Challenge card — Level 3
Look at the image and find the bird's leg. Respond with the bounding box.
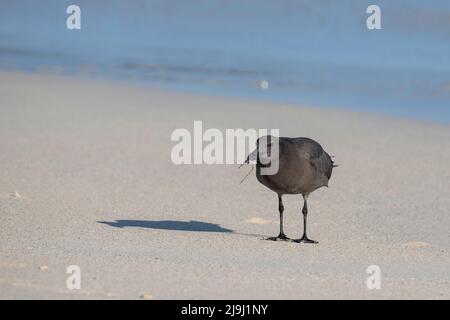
[277,195,289,240]
[266,195,290,241]
[295,195,318,244]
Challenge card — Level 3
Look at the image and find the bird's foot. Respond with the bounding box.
[265,233,291,241]
[294,236,318,244]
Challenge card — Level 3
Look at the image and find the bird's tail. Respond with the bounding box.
[331,155,338,168]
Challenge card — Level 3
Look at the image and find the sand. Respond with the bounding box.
[0,72,449,299]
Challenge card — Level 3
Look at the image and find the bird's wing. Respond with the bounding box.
[290,138,323,160]
[291,138,334,179]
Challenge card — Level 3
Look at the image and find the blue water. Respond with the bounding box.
[1,0,449,122]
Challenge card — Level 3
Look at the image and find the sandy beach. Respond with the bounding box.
[0,71,449,299]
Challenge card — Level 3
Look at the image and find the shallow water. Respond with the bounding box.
[1,0,449,122]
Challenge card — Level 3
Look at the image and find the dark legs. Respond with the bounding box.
[266,195,290,241]
[295,195,318,244]
[265,194,318,243]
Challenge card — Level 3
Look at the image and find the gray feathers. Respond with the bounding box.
[248,136,335,196]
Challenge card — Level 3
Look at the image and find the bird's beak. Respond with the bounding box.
[239,156,250,169]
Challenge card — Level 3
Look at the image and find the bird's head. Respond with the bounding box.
[255,135,279,165]
[247,135,280,176]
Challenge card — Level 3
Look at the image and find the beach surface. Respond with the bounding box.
[1,72,449,299]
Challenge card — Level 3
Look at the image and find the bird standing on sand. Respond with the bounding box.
[243,136,336,244]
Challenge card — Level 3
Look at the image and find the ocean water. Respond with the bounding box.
[1,0,449,122]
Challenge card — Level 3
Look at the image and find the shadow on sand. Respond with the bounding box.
[98,219,234,233]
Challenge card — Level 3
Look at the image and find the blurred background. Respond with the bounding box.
[0,0,449,122]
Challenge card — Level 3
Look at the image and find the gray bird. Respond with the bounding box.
[243,136,336,243]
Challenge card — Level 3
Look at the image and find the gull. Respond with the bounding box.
[243,136,336,243]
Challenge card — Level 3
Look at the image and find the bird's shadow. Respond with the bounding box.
[98,219,234,233]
